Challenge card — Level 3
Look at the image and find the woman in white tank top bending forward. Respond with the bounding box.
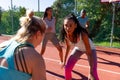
[61,14,99,80]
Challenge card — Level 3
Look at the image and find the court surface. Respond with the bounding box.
[0,35,120,80]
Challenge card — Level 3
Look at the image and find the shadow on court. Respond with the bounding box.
[46,70,88,80]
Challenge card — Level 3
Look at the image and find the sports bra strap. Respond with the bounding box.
[0,41,34,70]
[14,43,34,74]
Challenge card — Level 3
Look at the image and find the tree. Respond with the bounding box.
[52,0,75,35]
[19,7,26,16]
[52,0,120,42]
[1,11,12,34]
[0,7,2,23]
[0,7,2,35]
[76,0,120,42]
[0,6,26,34]
[0,6,45,35]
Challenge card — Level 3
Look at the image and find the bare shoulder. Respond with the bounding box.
[81,32,89,43]
[21,47,46,78]
[22,47,44,64]
[81,31,88,38]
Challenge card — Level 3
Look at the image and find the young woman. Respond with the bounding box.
[0,10,47,80]
[41,7,63,63]
[61,14,99,80]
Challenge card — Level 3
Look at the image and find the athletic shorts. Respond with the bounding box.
[41,33,60,47]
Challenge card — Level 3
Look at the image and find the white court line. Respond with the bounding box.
[44,57,120,75]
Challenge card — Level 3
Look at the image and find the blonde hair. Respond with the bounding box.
[26,10,34,18]
[13,10,46,43]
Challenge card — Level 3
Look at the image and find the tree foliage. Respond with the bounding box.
[52,0,120,41]
[0,6,26,34]
[52,0,75,34]
[0,0,120,42]
[0,7,2,23]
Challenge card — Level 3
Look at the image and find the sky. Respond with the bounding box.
[0,0,56,12]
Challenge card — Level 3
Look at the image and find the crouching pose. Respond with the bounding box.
[61,14,99,80]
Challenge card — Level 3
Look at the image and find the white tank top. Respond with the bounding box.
[72,34,95,52]
[44,17,56,33]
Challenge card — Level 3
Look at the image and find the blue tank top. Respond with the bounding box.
[77,16,88,28]
[0,40,33,80]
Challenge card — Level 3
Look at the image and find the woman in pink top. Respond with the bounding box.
[40,7,63,63]
[61,14,99,80]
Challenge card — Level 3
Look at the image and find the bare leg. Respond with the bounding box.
[51,33,63,62]
[40,34,48,55]
[55,45,63,62]
[40,46,46,55]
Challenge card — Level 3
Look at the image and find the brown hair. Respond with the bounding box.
[61,13,88,43]
[43,7,53,19]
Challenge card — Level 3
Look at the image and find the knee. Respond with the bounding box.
[56,45,63,52]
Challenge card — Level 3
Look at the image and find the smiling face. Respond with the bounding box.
[64,19,77,35]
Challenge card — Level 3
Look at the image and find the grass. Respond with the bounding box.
[94,41,120,48]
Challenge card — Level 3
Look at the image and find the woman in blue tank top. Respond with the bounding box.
[0,10,47,80]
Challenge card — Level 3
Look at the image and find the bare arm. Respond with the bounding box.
[31,51,46,80]
[86,21,89,28]
[86,21,89,33]
[81,32,92,55]
[64,38,71,65]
